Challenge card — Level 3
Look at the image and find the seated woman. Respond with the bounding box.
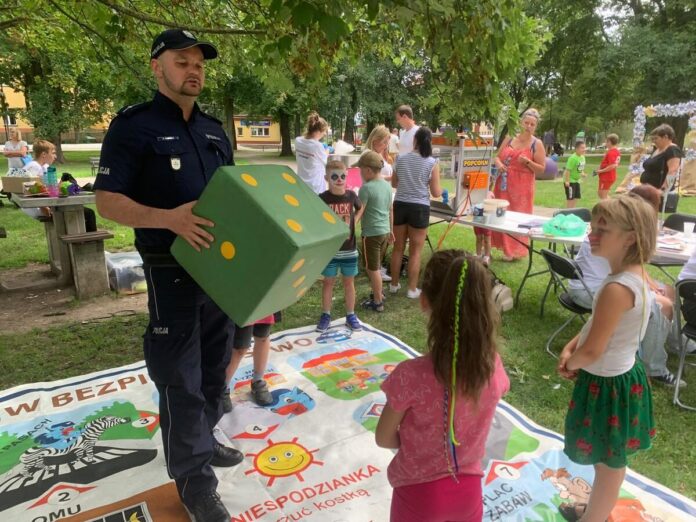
[568,185,681,387]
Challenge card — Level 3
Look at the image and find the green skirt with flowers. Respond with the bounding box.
[564,361,655,468]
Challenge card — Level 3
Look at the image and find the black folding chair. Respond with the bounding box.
[673,279,696,411]
[651,213,696,282]
[553,207,591,223]
[540,209,592,316]
[541,249,593,358]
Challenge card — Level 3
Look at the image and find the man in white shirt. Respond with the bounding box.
[395,105,419,156]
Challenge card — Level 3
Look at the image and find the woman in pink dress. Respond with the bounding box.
[492,109,547,260]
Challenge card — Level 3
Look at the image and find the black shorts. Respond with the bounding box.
[232,323,272,349]
[564,182,581,200]
[393,201,430,229]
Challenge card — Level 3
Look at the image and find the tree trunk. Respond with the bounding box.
[343,84,359,144]
[365,119,375,137]
[279,110,293,156]
[496,124,509,149]
[344,114,355,144]
[294,113,301,138]
[223,96,237,151]
[52,134,65,164]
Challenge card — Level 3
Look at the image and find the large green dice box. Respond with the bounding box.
[171,165,349,325]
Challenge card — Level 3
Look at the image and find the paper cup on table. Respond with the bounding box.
[684,222,695,239]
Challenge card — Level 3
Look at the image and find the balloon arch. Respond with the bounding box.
[633,102,696,162]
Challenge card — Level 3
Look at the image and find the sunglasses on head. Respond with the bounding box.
[330,172,346,181]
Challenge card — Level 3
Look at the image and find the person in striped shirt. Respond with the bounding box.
[389,127,442,298]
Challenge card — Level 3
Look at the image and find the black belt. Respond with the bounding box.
[138,247,180,267]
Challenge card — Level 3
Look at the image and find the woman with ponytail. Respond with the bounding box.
[376,250,509,521]
[295,111,330,194]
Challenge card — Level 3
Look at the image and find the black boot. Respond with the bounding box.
[211,441,244,467]
[184,490,230,522]
[221,391,233,414]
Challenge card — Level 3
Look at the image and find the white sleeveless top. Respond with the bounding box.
[578,271,652,377]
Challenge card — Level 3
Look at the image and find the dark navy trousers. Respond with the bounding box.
[143,263,232,504]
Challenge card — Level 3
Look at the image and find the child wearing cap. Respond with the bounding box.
[357,151,394,312]
[316,160,364,332]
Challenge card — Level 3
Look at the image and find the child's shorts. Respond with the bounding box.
[474,226,491,238]
[362,234,389,271]
[598,174,616,191]
[232,323,272,349]
[390,474,483,522]
[565,182,581,200]
[322,255,359,278]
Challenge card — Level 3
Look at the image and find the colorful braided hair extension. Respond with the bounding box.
[448,256,468,449]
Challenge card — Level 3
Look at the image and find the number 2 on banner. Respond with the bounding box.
[493,463,521,480]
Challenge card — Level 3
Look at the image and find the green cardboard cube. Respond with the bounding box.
[171,165,348,325]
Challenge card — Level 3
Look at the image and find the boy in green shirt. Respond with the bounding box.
[563,141,586,208]
[356,151,394,312]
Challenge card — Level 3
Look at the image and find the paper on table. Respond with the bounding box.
[518,219,547,229]
[657,240,685,251]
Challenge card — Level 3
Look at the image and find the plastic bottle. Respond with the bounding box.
[501,158,511,192]
[45,165,59,197]
[442,188,449,205]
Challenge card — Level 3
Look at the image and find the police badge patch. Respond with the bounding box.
[171,157,181,171]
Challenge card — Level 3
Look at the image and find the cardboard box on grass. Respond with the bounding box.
[171,165,349,325]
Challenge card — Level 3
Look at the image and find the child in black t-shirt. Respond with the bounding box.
[317,161,364,332]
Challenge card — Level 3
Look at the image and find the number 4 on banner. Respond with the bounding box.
[485,460,529,485]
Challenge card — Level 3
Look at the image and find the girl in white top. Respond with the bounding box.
[362,125,393,181]
[295,111,329,194]
[558,195,657,522]
[3,128,28,175]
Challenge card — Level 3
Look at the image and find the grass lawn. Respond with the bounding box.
[1,152,696,498]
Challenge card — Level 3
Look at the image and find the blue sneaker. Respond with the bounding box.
[345,313,362,331]
[316,313,331,332]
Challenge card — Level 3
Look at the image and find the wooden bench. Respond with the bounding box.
[90,157,100,176]
[60,230,114,299]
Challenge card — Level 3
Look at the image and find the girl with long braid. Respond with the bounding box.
[558,196,657,522]
[375,250,509,521]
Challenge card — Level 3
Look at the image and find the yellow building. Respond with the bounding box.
[0,85,110,143]
[233,115,281,148]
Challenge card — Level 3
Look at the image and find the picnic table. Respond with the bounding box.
[7,193,113,298]
[429,203,694,306]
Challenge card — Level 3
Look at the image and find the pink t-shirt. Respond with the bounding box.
[381,353,509,488]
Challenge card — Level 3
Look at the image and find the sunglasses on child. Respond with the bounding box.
[330,172,346,181]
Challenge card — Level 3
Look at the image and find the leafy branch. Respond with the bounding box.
[94,0,265,35]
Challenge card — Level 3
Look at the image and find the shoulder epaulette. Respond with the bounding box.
[199,111,222,125]
[117,101,153,117]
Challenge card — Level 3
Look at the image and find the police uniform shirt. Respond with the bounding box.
[94,91,233,251]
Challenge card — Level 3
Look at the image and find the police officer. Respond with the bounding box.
[94,29,241,522]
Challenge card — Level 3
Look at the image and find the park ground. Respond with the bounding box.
[1,150,695,499]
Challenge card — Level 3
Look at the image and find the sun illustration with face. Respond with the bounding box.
[245,437,323,486]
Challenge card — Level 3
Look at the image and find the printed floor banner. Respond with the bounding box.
[0,322,694,522]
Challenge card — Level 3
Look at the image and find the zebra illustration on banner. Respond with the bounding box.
[19,416,130,476]
[0,401,160,512]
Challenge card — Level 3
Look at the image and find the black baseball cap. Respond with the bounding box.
[151,29,218,60]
